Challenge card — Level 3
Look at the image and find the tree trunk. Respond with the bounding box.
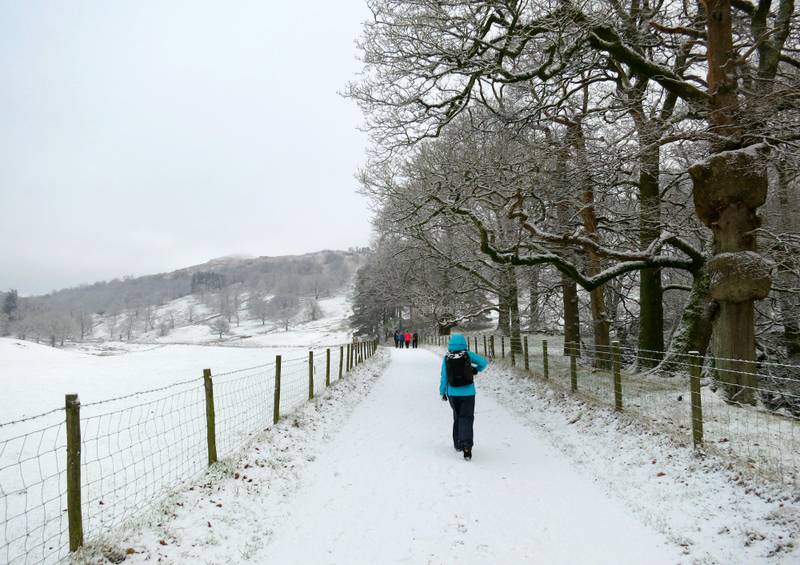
[571,120,610,367]
[528,268,541,332]
[507,267,522,354]
[690,153,770,404]
[562,273,580,356]
[659,267,716,372]
[555,143,581,356]
[497,291,510,336]
[637,132,665,366]
[775,161,800,357]
[689,0,770,404]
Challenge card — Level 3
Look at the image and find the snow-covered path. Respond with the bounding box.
[262,348,682,564]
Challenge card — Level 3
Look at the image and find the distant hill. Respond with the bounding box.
[1,249,370,344]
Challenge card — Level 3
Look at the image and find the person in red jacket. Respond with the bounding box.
[404,331,412,348]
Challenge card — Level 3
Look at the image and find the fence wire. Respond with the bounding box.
[1,416,67,565]
[80,383,207,539]
[0,340,375,564]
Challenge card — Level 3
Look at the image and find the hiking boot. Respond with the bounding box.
[463,447,472,460]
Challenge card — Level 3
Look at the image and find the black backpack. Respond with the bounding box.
[445,350,474,387]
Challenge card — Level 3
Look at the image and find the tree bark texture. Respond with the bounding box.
[571,120,610,367]
[637,131,665,366]
[688,0,771,404]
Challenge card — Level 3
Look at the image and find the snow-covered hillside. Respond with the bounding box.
[92,293,352,346]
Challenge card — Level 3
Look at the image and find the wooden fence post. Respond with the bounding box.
[326,348,331,387]
[346,343,351,372]
[510,337,516,367]
[524,336,529,371]
[203,369,218,465]
[339,346,344,379]
[489,335,495,358]
[612,341,622,411]
[542,340,549,380]
[273,355,281,424]
[570,346,577,393]
[690,351,704,447]
[65,393,84,553]
[483,335,487,356]
[501,336,505,358]
[308,351,314,400]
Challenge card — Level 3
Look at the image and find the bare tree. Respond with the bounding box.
[267,295,300,331]
[124,312,136,341]
[74,310,94,341]
[210,316,230,339]
[307,299,323,322]
[248,292,270,325]
[105,311,119,340]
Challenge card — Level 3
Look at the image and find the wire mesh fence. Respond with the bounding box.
[0,414,68,565]
[80,381,207,540]
[0,339,378,564]
[426,332,800,487]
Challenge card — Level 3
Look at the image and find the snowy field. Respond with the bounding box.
[0,295,358,564]
[95,348,799,564]
[1,295,354,423]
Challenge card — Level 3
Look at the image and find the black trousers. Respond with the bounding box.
[448,395,475,449]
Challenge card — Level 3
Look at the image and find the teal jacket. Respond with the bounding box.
[439,334,489,397]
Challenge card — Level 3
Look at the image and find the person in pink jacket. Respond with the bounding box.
[404,331,412,348]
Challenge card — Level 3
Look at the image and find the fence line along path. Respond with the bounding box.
[0,339,378,565]
[427,332,800,487]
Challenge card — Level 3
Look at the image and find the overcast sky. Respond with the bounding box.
[0,1,373,295]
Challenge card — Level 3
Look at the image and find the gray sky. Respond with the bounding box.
[0,1,373,295]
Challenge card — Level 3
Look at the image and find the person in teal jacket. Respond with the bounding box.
[439,334,489,459]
